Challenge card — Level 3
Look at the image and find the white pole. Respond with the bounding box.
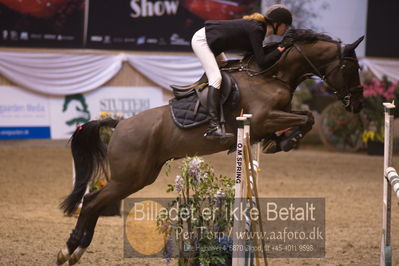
[385,167,399,200]
[232,117,246,266]
[243,114,256,265]
[381,102,395,266]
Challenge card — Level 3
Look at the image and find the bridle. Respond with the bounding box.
[293,42,363,109]
[220,41,363,109]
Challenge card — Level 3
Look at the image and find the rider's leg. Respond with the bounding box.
[206,86,233,138]
[216,52,228,67]
[191,28,222,90]
[191,28,232,139]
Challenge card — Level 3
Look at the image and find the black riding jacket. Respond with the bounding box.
[204,19,282,69]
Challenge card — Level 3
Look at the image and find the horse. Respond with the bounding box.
[56,29,364,265]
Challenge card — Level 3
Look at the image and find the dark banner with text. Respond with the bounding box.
[366,0,399,58]
[0,0,85,48]
[87,0,260,51]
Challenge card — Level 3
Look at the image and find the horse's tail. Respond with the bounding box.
[60,118,119,215]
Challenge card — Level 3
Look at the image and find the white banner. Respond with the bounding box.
[0,86,167,139]
[49,86,167,139]
[0,86,50,139]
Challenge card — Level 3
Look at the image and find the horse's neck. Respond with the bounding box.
[277,42,338,89]
[228,42,337,90]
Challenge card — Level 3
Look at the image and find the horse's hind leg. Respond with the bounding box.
[56,180,143,265]
[58,160,163,265]
[57,189,101,265]
[74,180,143,265]
[57,189,103,265]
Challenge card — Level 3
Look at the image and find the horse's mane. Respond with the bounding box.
[236,29,339,71]
[283,28,338,44]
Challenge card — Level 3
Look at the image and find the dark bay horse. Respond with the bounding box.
[57,30,364,265]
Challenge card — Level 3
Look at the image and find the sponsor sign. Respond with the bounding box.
[49,86,167,139]
[0,0,261,50]
[87,0,260,51]
[0,86,166,139]
[0,86,51,139]
[0,0,85,48]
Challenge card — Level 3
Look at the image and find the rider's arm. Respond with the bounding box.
[249,29,284,69]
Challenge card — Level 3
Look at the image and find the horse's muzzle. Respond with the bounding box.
[346,101,363,113]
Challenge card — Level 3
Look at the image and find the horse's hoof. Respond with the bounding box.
[68,247,87,265]
[262,140,281,154]
[280,131,303,152]
[56,247,70,265]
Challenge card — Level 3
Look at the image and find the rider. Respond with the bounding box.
[191,4,293,139]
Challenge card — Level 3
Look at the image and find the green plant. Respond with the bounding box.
[318,101,365,151]
[89,112,124,192]
[157,157,235,265]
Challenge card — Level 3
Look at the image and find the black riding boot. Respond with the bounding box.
[204,86,234,139]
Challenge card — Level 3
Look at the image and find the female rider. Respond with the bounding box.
[191,4,293,139]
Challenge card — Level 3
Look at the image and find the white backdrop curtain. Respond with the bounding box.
[360,58,399,82]
[0,52,123,95]
[126,54,203,90]
[2,51,399,96]
[0,51,203,95]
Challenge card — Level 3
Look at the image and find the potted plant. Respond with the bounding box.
[157,157,235,265]
[361,75,399,155]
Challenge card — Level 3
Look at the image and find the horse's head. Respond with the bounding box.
[320,36,364,113]
[282,29,364,113]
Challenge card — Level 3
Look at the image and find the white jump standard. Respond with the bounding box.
[385,167,399,200]
[381,102,399,266]
[232,115,267,266]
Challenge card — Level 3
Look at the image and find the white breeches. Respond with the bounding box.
[191,27,226,89]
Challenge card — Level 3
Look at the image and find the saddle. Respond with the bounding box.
[169,71,240,129]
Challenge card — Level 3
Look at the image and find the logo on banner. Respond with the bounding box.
[100,98,150,117]
[62,94,91,133]
[170,33,189,46]
[130,0,180,18]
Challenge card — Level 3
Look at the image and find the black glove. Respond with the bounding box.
[280,38,294,48]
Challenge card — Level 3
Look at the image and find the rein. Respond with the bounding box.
[221,41,362,108]
[293,43,362,108]
[220,47,291,78]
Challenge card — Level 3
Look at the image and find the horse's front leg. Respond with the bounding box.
[290,110,315,134]
[258,110,314,153]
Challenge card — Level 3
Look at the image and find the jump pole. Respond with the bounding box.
[232,115,267,266]
[232,116,247,266]
[243,114,268,266]
[381,102,397,266]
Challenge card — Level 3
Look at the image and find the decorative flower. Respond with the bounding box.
[361,75,399,143]
[215,190,225,206]
[164,235,173,264]
[175,175,183,192]
[188,157,205,185]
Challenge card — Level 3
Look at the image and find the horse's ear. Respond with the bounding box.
[343,36,364,57]
[352,36,365,49]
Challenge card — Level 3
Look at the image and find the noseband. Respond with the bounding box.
[294,43,363,108]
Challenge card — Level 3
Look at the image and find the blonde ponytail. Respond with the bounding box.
[243,12,266,23]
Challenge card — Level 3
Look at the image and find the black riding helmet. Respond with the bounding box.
[264,4,292,34]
